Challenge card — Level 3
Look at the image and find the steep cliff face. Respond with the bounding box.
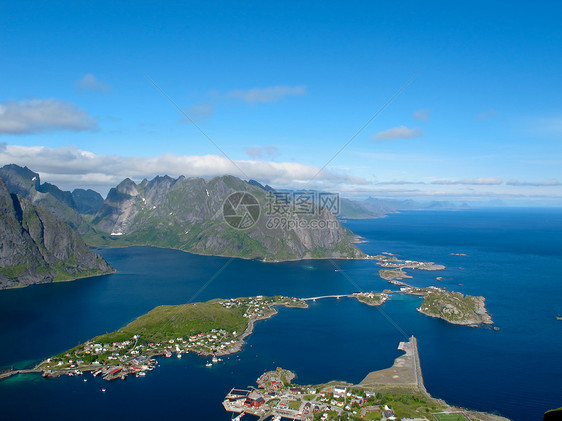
[0,164,94,234]
[0,177,113,289]
[71,188,104,215]
[93,175,365,261]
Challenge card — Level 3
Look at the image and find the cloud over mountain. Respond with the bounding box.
[0,143,367,192]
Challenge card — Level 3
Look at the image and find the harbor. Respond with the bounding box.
[222,337,423,420]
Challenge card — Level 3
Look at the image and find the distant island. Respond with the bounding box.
[27,283,493,383]
[223,337,509,421]
[375,256,494,327]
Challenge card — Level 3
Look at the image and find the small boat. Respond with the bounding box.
[205,362,212,367]
[177,353,182,359]
[231,413,245,420]
[101,389,106,393]
[211,355,218,363]
[83,379,87,382]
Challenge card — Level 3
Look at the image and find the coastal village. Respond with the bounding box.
[223,368,399,421]
[221,336,496,421]
[38,295,308,381]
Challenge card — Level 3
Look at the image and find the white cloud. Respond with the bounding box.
[75,74,111,92]
[245,145,279,159]
[376,180,426,185]
[506,179,561,187]
[185,103,215,121]
[228,85,306,104]
[373,126,423,141]
[0,144,368,193]
[413,109,430,122]
[0,99,98,134]
[431,178,503,185]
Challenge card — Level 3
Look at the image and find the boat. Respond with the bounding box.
[205,362,212,367]
[211,355,218,363]
[177,353,182,359]
[231,413,245,420]
[101,389,106,393]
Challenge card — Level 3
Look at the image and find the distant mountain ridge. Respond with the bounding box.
[0,176,113,288]
[0,164,105,233]
[91,174,365,261]
[338,196,470,219]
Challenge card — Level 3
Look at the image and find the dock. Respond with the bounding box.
[360,335,425,393]
[0,367,41,381]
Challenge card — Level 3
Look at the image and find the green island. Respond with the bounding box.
[37,295,308,380]
[375,257,493,327]
[404,287,493,326]
[352,291,389,306]
[223,337,509,421]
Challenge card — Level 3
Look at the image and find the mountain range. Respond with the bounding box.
[0,164,366,287]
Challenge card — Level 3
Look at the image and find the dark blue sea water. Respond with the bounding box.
[0,209,561,420]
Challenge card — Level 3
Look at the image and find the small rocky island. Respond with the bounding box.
[402,286,493,326]
[352,291,389,306]
[375,255,493,326]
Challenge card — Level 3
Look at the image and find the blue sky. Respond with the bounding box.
[0,1,561,204]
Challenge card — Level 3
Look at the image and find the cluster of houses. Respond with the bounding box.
[221,295,306,319]
[354,291,389,306]
[223,369,399,421]
[378,259,445,271]
[400,286,443,296]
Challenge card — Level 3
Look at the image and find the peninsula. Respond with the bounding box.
[223,336,510,421]
[37,295,308,380]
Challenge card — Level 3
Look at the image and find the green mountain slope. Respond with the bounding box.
[92,175,365,261]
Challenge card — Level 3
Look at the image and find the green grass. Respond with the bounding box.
[420,291,486,323]
[0,264,29,278]
[433,413,470,421]
[94,299,248,344]
[288,400,301,410]
[377,388,445,419]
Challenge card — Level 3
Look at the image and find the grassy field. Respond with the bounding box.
[433,413,470,421]
[420,290,488,324]
[94,299,248,344]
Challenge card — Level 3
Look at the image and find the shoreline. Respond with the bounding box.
[0,267,116,291]
[88,243,369,264]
